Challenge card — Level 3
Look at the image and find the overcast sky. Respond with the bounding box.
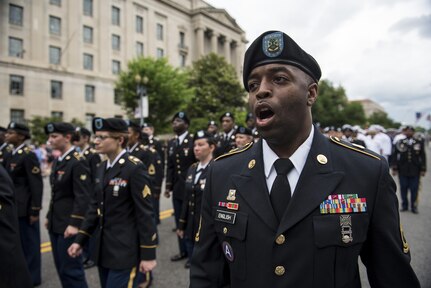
[206,0,431,127]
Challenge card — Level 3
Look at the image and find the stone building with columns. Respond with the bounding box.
[0,0,246,128]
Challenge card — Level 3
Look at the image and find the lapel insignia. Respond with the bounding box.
[80,174,87,181]
[119,158,125,164]
[32,167,41,174]
[184,138,188,144]
[340,215,353,244]
[142,185,151,198]
[320,194,367,214]
[65,155,71,160]
[226,189,236,201]
[222,241,234,262]
[18,149,23,154]
[248,159,256,169]
[317,154,327,164]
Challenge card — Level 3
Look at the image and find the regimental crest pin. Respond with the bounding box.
[226,189,236,201]
[263,32,284,58]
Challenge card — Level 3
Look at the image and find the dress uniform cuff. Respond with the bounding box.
[70,215,85,228]
[140,246,157,260]
[178,219,186,231]
[74,231,90,246]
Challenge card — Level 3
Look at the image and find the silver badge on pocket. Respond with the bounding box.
[340,215,353,244]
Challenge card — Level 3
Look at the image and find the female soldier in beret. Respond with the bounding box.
[177,130,216,269]
[68,117,157,288]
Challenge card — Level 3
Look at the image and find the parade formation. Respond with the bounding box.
[1,18,429,288]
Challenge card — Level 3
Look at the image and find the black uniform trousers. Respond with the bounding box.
[18,217,41,285]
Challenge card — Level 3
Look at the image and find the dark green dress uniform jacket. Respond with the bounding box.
[47,148,91,234]
[0,165,33,288]
[74,153,157,270]
[4,145,43,217]
[129,143,160,193]
[0,143,12,166]
[392,137,427,176]
[166,133,196,200]
[190,130,420,288]
[179,163,209,240]
[82,147,101,184]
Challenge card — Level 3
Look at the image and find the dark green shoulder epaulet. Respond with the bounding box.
[329,136,380,160]
[215,141,254,161]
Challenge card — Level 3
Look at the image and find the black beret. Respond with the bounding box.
[194,130,216,144]
[220,112,235,122]
[0,126,6,132]
[75,127,91,137]
[7,122,30,137]
[92,117,128,133]
[45,122,75,135]
[207,120,218,127]
[245,112,254,122]
[172,111,190,125]
[126,120,140,129]
[235,126,253,136]
[243,31,321,91]
[141,122,153,128]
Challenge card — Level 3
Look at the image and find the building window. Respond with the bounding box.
[85,113,95,130]
[50,0,61,6]
[156,48,164,58]
[180,54,186,67]
[156,23,163,40]
[112,34,120,51]
[136,16,143,34]
[49,46,61,65]
[10,75,24,95]
[136,42,144,57]
[83,26,93,43]
[9,4,23,26]
[85,85,95,102]
[49,15,61,35]
[83,0,93,16]
[51,111,63,119]
[8,37,24,58]
[51,81,62,99]
[112,6,120,26]
[10,109,25,124]
[179,32,185,47]
[112,60,121,75]
[83,53,93,70]
[114,89,122,105]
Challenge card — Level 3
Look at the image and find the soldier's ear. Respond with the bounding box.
[306,83,318,106]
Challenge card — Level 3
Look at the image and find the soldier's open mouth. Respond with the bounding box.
[256,107,274,120]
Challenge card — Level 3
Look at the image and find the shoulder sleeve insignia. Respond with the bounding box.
[329,136,381,160]
[32,166,41,174]
[148,164,156,175]
[142,185,151,198]
[84,150,89,155]
[215,141,254,161]
[140,144,146,150]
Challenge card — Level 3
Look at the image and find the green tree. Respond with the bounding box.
[187,53,246,131]
[116,57,194,134]
[28,116,84,145]
[312,80,367,127]
[367,111,401,128]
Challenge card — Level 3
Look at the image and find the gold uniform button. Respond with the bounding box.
[223,227,228,234]
[275,234,285,245]
[275,265,285,276]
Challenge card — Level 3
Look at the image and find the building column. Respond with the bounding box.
[224,37,230,63]
[196,27,204,57]
[211,32,218,53]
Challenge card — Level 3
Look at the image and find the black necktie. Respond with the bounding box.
[270,158,294,222]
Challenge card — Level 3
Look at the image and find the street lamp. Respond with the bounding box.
[135,74,149,125]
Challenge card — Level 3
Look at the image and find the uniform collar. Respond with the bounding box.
[128,142,139,152]
[58,146,76,162]
[263,125,314,179]
[12,143,26,155]
[177,131,188,145]
[106,149,127,169]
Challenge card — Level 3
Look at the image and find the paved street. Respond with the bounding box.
[38,147,431,287]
